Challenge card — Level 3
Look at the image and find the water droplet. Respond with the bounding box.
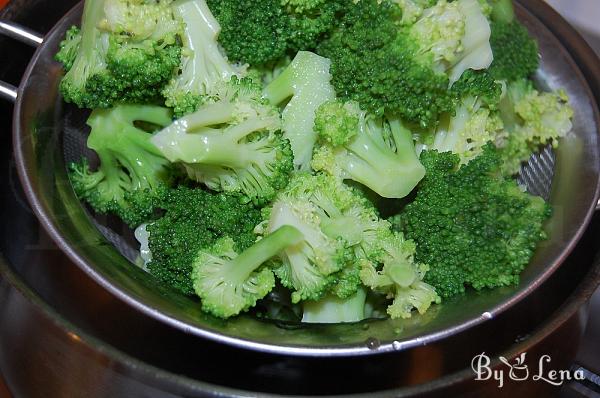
[392,341,403,351]
[365,337,380,350]
[482,311,493,320]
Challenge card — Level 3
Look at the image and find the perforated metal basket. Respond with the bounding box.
[1,1,599,356]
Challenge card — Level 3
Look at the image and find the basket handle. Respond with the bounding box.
[0,20,44,103]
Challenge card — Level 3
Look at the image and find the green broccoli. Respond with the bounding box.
[393,145,552,299]
[153,78,294,205]
[69,104,175,227]
[162,0,244,117]
[312,100,426,198]
[264,51,336,170]
[317,0,492,128]
[360,232,440,319]
[416,70,504,164]
[192,225,303,319]
[497,79,573,175]
[207,0,345,66]
[57,0,182,108]
[146,186,263,295]
[301,288,368,323]
[488,0,539,82]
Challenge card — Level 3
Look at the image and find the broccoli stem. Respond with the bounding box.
[491,0,515,24]
[342,119,423,199]
[66,0,106,89]
[302,288,368,323]
[229,225,303,281]
[172,0,238,93]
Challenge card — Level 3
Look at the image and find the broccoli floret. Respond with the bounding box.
[162,0,244,117]
[56,26,82,71]
[497,79,573,175]
[256,174,364,303]
[192,225,303,319]
[57,0,182,108]
[394,0,438,26]
[317,0,492,128]
[69,105,175,227]
[146,186,263,295]
[264,51,336,170]
[301,287,368,323]
[207,0,345,66]
[393,145,552,298]
[488,0,539,82]
[359,232,440,319]
[312,100,425,198]
[153,78,294,205]
[417,70,504,164]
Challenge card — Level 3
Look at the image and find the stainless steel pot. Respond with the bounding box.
[1,0,599,357]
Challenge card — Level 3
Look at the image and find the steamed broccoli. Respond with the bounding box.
[264,51,336,170]
[317,0,492,128]
[488,0,539,82]
[393,145,552,298]
[497,79,574,175]
[192,225,303,319]
[360,233,440,319]
[416,70,504,164]
[312,100,426,198]
[162,0,244,117]
[69,104,175,227]
[153,78,294,205]
[146,186,263,295]
[301,288,368,323]
[207,0,345,66]
[56,0,182,108]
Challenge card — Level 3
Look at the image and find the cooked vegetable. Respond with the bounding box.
[145,186,262,295]
[69,104,175,227]
[192,225,303,318]
[311,100,426,198]
[153,78,294,205]
[56,0,182,108]
[392,145,552,298]
[62,0,571,323]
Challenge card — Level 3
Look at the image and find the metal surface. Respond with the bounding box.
[0,80,16,102]
[5,0,600,357]
[0,20,43,46]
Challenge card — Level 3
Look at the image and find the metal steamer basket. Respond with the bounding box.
[0,0,599,357]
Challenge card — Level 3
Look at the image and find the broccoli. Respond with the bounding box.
[192,225,303,319]
[393,145,552,298]
[162,0,244,117]
[301,288,368,323]
[152,78,294,205]
[360,232,440,319]
[487,0,539,82]
[317,0,492,128]
[264,51,336,170]
[416,70,504,164]
[312,100,426,198]
[256,173,366,303]
[146,186,263,295]
[207,0,345,66]
[57,0,182,108]
[69,104,175,227]
[394,0,438,26]
[497,79,573,175]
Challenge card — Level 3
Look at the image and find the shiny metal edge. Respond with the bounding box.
[0,20,43,47]
[0,81,17,102]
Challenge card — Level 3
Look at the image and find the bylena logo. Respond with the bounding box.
[471,352,586,388]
